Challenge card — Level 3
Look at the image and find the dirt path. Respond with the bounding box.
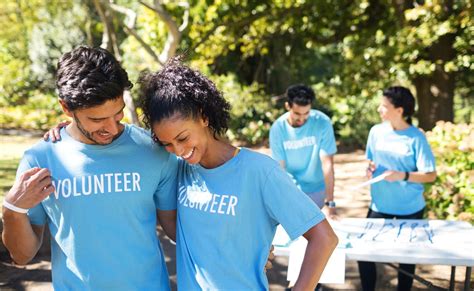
[0,149,471,290]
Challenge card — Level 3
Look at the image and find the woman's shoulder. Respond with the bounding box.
[405,126,431,144]
[239,148,280,169]
[368,122,387,134]
[407,125,426,135]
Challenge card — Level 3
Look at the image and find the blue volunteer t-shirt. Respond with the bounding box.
[270,109,337,193]
[175,148,325,290]
[20,124,176,290]
[366,122,436,215]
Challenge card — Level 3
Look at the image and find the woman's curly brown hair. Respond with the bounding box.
[138,57,231,142]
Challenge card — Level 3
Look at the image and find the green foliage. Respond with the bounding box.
[0,0,472,147]
[28,3,88,90]
[0,94,65,130]
[0,134,40,200]
[0,0,92,106]
[0,158,19,199]
[425,122,473,223]
[211,73,281,145]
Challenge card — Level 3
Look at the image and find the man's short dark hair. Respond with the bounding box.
[286,84,315,107]
[56,46,132,111]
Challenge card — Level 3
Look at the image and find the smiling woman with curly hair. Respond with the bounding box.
[138,57,338,290]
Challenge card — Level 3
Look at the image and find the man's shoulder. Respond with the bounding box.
[271,113,289,130]
[126,124,152,140]
[309,109,331,122]
[125,125,159,148]
[125,125,171,157]
[23,137,55,157]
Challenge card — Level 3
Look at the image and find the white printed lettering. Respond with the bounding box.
[82,176,92,195]
[133,173,141,191]
[114,173,123,192]
[123,173,131,191]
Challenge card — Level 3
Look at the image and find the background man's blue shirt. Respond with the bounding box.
[270,109,337,193]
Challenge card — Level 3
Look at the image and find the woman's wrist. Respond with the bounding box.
[403,171,410,181]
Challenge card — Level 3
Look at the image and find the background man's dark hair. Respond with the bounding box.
[56,46,132,111]
[383,86,416,124]
[286,84,315,107]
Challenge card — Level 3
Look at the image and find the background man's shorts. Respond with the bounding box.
[306,190,326,209]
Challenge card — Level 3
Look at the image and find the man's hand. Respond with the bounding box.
[323,206,339,221]
[264,245,275,272]
[43,120,70,142]
[4,168,54,212]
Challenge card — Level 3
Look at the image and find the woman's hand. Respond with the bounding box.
[43,120,70,142]
[383,170,405,182]
[366,160,376,179]
[264,245,275,272]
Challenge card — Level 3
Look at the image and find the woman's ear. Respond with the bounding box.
[201,115,209,127]
[397,106,404,117]
[198,111,209,126]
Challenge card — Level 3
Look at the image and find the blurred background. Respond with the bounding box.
[0,0,472,289]
[0,0,472,146]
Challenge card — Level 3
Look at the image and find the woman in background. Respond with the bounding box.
[358,86,437,291]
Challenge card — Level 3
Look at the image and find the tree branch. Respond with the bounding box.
[139,0,184,62]
[107,0,163,65]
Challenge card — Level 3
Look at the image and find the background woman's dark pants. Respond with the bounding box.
[357,208,424,291]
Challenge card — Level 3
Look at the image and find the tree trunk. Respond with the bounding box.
[413,33,456,131]
[123,90,140,125]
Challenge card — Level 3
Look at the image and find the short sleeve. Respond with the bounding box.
[414,134,436,172]
[269,124,285,162]
[154,153,178,210]
[16,155,47,225]
[261,166,325,240]
[319,119,337,156]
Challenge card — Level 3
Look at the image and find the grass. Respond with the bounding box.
[0,134,40,201]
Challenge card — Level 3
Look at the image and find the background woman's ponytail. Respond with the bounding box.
[383,86,415,125]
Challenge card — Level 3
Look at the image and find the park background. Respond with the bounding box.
[0,0,472,289]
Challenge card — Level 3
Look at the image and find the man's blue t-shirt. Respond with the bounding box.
[366,122,436,215]
[20,125,177,290]
[175,148,325,290]
[270,109,337,193]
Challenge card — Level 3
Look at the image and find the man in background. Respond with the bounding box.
[270,84,338,219]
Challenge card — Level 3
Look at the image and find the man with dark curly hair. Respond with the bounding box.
[2,46,177,290]
[270,84,338,220]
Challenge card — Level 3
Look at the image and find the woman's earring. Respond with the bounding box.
[152,132,159,143]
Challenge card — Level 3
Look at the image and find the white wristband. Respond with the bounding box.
[3,200,29,214]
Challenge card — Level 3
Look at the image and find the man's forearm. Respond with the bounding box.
[324,171,335,201]
[2,209,43,265]
[321,156,335,201]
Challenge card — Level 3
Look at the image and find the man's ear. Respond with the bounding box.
[285,102,291,111]
[59,99,73,117]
